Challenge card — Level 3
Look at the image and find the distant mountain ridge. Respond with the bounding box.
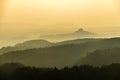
[40,28,98,41]
[73,28,95,35]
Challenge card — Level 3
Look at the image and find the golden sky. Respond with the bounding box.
[0,0,120,46]
[1,0,120,26]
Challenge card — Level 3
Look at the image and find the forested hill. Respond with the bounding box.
[0,38,102,55]
[0,40,53,55]
[80,48,120,66]
[0,38,120,68]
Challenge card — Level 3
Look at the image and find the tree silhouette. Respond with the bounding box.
[0,63,120,80]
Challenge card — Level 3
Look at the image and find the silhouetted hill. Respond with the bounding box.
[0,38,120,68]
[0,44,91,68]
[0,40,53,54]
[40,28,98,41]
[0,38,101,55]
[57,38,102,45]
[80,48,120,66]
[15,40,53,49]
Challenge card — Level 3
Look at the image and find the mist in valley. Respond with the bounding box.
[0,23,120,48]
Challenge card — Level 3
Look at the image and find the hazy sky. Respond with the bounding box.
[1,0,120,29]
[0,0,120,46]
[1,0,120,24]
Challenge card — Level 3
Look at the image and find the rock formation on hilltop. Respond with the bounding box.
[40,28,97,41]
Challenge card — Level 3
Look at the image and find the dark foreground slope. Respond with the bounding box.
[0,63,120,80]
[0,38,120,68]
